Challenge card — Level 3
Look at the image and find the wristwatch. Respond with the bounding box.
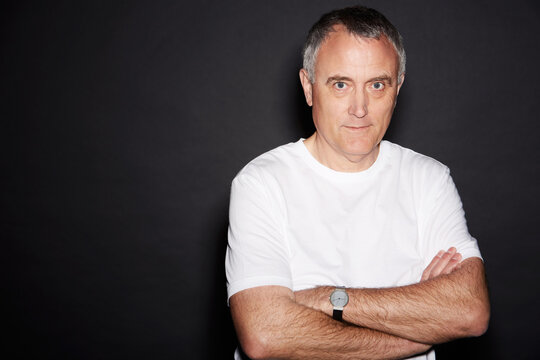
[330,287,349,321]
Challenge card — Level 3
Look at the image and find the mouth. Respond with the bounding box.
[343,125,371,131]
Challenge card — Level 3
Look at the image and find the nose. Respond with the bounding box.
[349,88,368,118]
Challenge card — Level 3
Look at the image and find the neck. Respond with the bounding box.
[304,133,380,173]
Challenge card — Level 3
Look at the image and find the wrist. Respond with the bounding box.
[294,286,335,315]
[330,287,349,321]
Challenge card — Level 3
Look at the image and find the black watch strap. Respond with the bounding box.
[333,309,343,321]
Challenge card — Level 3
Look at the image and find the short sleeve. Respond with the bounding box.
[420,165,482,264]
[225,170,292,301]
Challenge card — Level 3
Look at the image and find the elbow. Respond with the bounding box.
[463,301,490,337]
[230,289,296,359]
[239,330,274,360]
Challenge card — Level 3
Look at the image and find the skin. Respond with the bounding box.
[231,248,488,359]
[230,27,490,359]
[294,249,489,344]
[299,25,404,172]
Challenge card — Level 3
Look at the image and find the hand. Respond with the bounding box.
[421,247,462,282]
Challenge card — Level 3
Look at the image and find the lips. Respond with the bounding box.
[343,125,371,131]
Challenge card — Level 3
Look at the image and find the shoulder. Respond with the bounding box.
[233,140,303,183]
[383,141,450,179]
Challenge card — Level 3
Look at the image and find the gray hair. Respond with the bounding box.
[302,6,406,84]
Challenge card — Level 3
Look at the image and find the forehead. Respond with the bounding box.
[315,26,399,80]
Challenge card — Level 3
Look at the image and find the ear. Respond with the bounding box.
[299,68,313,106]
[396,73,405,95]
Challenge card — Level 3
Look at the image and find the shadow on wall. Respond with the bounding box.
[291,79,316,139]
[383,82,409,144]
[435,330,497,359]
[206,198,238,358]
[286,47,316,139]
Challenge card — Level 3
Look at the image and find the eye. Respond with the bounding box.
[334,81,347,90]
[372,81,385,90]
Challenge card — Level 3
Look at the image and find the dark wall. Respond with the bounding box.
[3,1,539,358]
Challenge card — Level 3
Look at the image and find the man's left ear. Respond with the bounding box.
[397,73,405,95]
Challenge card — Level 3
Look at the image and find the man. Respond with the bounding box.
[225,6,489,360]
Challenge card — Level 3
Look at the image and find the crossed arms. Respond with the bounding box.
[230,247,490,360]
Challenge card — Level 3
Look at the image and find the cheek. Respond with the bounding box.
[312,89,353,127]
[372,96,397,119]
[318,96,349,118]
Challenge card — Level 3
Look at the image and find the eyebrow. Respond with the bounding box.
[370,75,393,86]
[326,76,353,85]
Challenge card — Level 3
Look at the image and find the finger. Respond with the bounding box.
[430,247,457,278]
[441,252,462,275]
[421,250,444,281]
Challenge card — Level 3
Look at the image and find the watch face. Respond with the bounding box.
[330,289,349,307]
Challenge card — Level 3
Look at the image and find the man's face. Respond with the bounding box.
[300,26,403,170]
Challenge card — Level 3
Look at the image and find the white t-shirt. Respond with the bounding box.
[226,139,482,360]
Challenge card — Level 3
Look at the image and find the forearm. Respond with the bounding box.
[295,258,490,344]
[356,260,488,343]
[231,286,430,360]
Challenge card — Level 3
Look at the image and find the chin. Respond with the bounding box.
[342,141,377,157]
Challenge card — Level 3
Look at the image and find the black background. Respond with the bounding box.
[3,0,539,359]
